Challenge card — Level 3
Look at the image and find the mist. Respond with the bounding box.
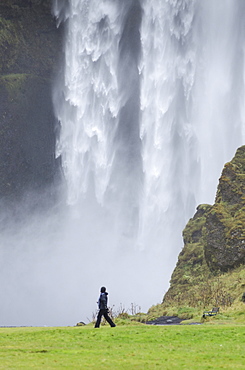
[1,0,245,326]
[0,191,167,326]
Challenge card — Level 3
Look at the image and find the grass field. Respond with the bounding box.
[0,324,244,369]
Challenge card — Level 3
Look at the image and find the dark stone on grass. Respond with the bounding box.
[146,316,184,325]
[76,322,86,326]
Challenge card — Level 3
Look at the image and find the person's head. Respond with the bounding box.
[100,286,106,293]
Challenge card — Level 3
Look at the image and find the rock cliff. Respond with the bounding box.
[164,146,245,306]
[205,146,245,272]
[0,0,62,197]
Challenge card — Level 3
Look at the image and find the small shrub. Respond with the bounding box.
[177,307,195,320]
[117,312,130,319]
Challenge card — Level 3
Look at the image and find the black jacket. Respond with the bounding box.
[98,292,108,310]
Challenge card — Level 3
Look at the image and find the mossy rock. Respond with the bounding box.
[204,147,245,272]
[164,204,212,304]
[0,17,21,72]
[0,0,62,76]
[163,146,245,309]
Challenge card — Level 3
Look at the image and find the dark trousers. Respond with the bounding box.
[94,309,116,328]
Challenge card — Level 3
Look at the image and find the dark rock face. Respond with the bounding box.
[204,207,245,272]
[0,0,60,76]
[0,0,62,198]
[204,146,245,272]
[204,210,227,270]
[0,75,57,195]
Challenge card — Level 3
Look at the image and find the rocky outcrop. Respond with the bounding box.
[0,0,62,197]
[204,146,245,272]
[163,204,212,303]
[164,146,245,304]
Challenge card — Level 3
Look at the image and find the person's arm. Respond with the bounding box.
[97,295,101,309]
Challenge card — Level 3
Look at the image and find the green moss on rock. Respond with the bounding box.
[0,17,20,71]
[0,74,30,100]
[0,0,61,76]
[164,204,212,304]
[162,146,245,310]
[204,146,245,272]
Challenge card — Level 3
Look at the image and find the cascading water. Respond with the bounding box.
[50,0,245,321]
[53,0,143,240]
[138,0,198,253]
[0,0,245,326]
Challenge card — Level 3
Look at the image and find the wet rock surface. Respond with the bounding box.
[0,0,62,197]
[146,316,184,325]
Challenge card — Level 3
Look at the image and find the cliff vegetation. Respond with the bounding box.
[148,146,245,322]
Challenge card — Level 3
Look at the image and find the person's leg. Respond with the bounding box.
[103,310,116,327]
[94,310,103,328]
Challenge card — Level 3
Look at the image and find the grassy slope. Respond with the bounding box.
[0,325,244,369]
[146,264,245,323]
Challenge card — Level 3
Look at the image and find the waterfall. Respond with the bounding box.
[53,0,143,235]
[139,0,198,251]
[51,0,245,319]
[1,0,244,327]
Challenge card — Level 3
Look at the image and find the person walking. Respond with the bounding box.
[94,287,116,328]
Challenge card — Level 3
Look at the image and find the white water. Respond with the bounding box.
[0,0,245,326]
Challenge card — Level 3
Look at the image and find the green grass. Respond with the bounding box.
[0,324,244,369]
